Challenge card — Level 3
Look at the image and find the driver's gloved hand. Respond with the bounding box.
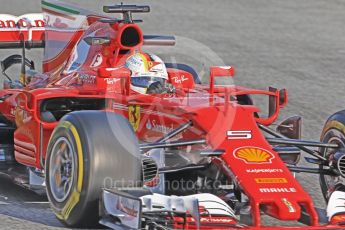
[147,81,164,94]
[165,83,176,93]
[147,82,176,94]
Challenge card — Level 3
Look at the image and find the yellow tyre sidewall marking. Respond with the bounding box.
[54,121,84,221]
[322,120,345,138]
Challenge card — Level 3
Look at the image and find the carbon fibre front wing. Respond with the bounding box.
[99,188,239,229]
[99,188,345,230]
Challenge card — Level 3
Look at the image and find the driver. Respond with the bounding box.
[125,52,175,94]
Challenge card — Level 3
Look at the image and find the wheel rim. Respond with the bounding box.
[49,137,76,203]
[320,129,345,200]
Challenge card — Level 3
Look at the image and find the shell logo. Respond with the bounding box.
[233,146,275,164]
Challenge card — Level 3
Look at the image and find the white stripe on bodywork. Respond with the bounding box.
[327,190,345,220]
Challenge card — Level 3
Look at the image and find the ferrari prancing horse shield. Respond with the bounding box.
[129,105,140,131]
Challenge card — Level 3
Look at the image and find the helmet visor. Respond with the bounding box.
[131,76,166,88]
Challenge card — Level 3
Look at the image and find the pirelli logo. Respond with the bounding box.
[255,178,288,184]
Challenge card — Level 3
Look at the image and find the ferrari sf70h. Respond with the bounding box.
[1,0,345,229]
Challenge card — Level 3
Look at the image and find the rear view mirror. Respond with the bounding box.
[268,87,288,117]
[279,88,288,108]
[209,66,235,93]
[268,87,278,117]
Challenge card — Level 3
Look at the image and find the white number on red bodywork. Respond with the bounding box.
[227,130,252,139]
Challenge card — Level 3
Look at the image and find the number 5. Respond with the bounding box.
[227,130,252,139]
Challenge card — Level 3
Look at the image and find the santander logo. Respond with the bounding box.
[0,14,45,28]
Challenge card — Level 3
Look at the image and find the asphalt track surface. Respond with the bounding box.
[1,0,345,229]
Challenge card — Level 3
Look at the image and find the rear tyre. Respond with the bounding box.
[45,111,142,227]
[319,110,345,201]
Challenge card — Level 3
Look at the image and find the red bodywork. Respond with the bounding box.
[0,6,342,230]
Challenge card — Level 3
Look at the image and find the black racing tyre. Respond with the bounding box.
[45,111,142,228]
[319,110,345,201]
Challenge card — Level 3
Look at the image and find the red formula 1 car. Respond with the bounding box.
[1,1,345,229]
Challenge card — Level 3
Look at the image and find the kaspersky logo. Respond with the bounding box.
[233,146,275,164]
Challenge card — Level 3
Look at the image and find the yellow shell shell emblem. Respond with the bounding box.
[233,147,274,164]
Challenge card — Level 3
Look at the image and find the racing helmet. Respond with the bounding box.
[125,52,168,94]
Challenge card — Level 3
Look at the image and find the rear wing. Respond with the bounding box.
[0,14,45,49]
[0,9,175,50]
[0,1,176,76]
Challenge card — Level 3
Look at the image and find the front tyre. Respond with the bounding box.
[320,110,345,201]
[45,111,142,227]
